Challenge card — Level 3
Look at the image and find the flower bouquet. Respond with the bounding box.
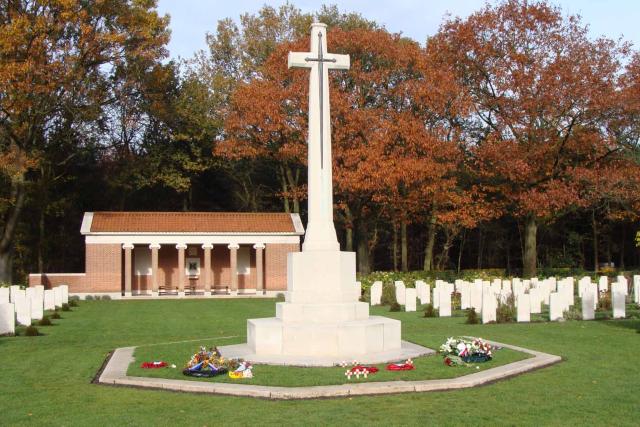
[439,337,493,366]
[183,346,239,377]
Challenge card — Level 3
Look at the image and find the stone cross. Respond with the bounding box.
[288,22,349,252]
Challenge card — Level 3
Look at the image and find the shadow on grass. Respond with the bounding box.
[600,318,640,333]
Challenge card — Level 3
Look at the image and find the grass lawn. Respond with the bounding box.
[0,298,638,426]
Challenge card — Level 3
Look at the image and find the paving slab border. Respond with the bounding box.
[97,339,561,399]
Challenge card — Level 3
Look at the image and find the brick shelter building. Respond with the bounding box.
[29,212,304,298]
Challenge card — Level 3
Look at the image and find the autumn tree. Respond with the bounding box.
[0,0,169,281]
[431,0,629,276]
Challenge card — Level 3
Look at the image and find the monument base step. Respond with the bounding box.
[218,340,434,367]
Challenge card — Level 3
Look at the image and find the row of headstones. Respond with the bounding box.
[0,285,69,335]
[369,275,639,323]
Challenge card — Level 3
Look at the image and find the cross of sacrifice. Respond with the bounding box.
[287,23,349,169]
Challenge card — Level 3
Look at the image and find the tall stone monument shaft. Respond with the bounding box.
[288,22,348,252]
[220,23,428,366]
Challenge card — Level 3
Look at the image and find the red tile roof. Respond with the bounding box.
[87,212,301,234]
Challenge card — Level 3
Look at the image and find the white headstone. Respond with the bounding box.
[370,281,382,306]
[529,288,542,314]
[578,277,591,297]
[34,285,45,302]
[433,283,440,308]
[405,288,417,312]
[0,303,15,335]
[44,289,55,311]
[549,292,563,321]
[616,276,628,295]
[501,280,512,293]
[612,282,626,319]
[394,281,406,305]
[415,281,430,305]
[459,282,470,309]
[481,288,496,323]
[29,290,44,321]
[582,291,595,320]
[0,287,8,304]
[53,286,63,308]
[9,285,20,303]
[438,286,452,317]
[634,275,640,304]
[470,281,483,312]
[588,282,599,309]
[598,276,608,292]
[517,293,531,322]
[14,290,31,326]
[539,281,551,305]
[548,277,557,292]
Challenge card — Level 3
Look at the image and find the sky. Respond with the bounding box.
[156,0,640,60]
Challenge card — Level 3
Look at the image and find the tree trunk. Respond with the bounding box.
[457,229,466,273]
[423,214,436,271]
[356,221,371,275]
[285,166,300,213]
[592,210,598,272]
[0,177,27,283]
[401,222,408,272]
[344,205,354,252]
[523,215,537,278]
[279,166,290,213]
[619,225,625,270]
[477,227,484,269]
[38,206,45,273]
[392,223,398,271]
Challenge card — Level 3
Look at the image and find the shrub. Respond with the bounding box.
[275,293,285,302]
[100,295,111,301]
[423,303,437,318]
[51,312,61,319]
[38,316,52,326]
[85,295,94,301]
[24,325,40,336]
[496,294,516,323]
[563,305,582,321]
[389,302,401,312]
[69,295,80,302]
[597,292,611,311]
[452,292,461,310]
[61,303,71,311]
[69,300,79,307]
[466,308,479,324]
[380,284,397,306]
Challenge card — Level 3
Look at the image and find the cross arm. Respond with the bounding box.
[326,53,350,70]
[288,52,312,69]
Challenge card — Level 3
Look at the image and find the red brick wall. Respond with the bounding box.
[29,274,86,291]
[265,243,299,290]
[85,244,122,293]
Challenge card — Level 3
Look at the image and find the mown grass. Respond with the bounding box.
[0,298,638,426]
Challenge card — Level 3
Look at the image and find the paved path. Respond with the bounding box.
[97,339,561,399]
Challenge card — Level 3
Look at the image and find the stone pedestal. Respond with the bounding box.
[220,250,428,366]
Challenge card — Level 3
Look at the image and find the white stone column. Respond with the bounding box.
[202,243,213,296]
[253,243,265,294]
[176,243,187,297]
[228,243,239,295]
[123,244,134,297]
[149,244,160,297]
